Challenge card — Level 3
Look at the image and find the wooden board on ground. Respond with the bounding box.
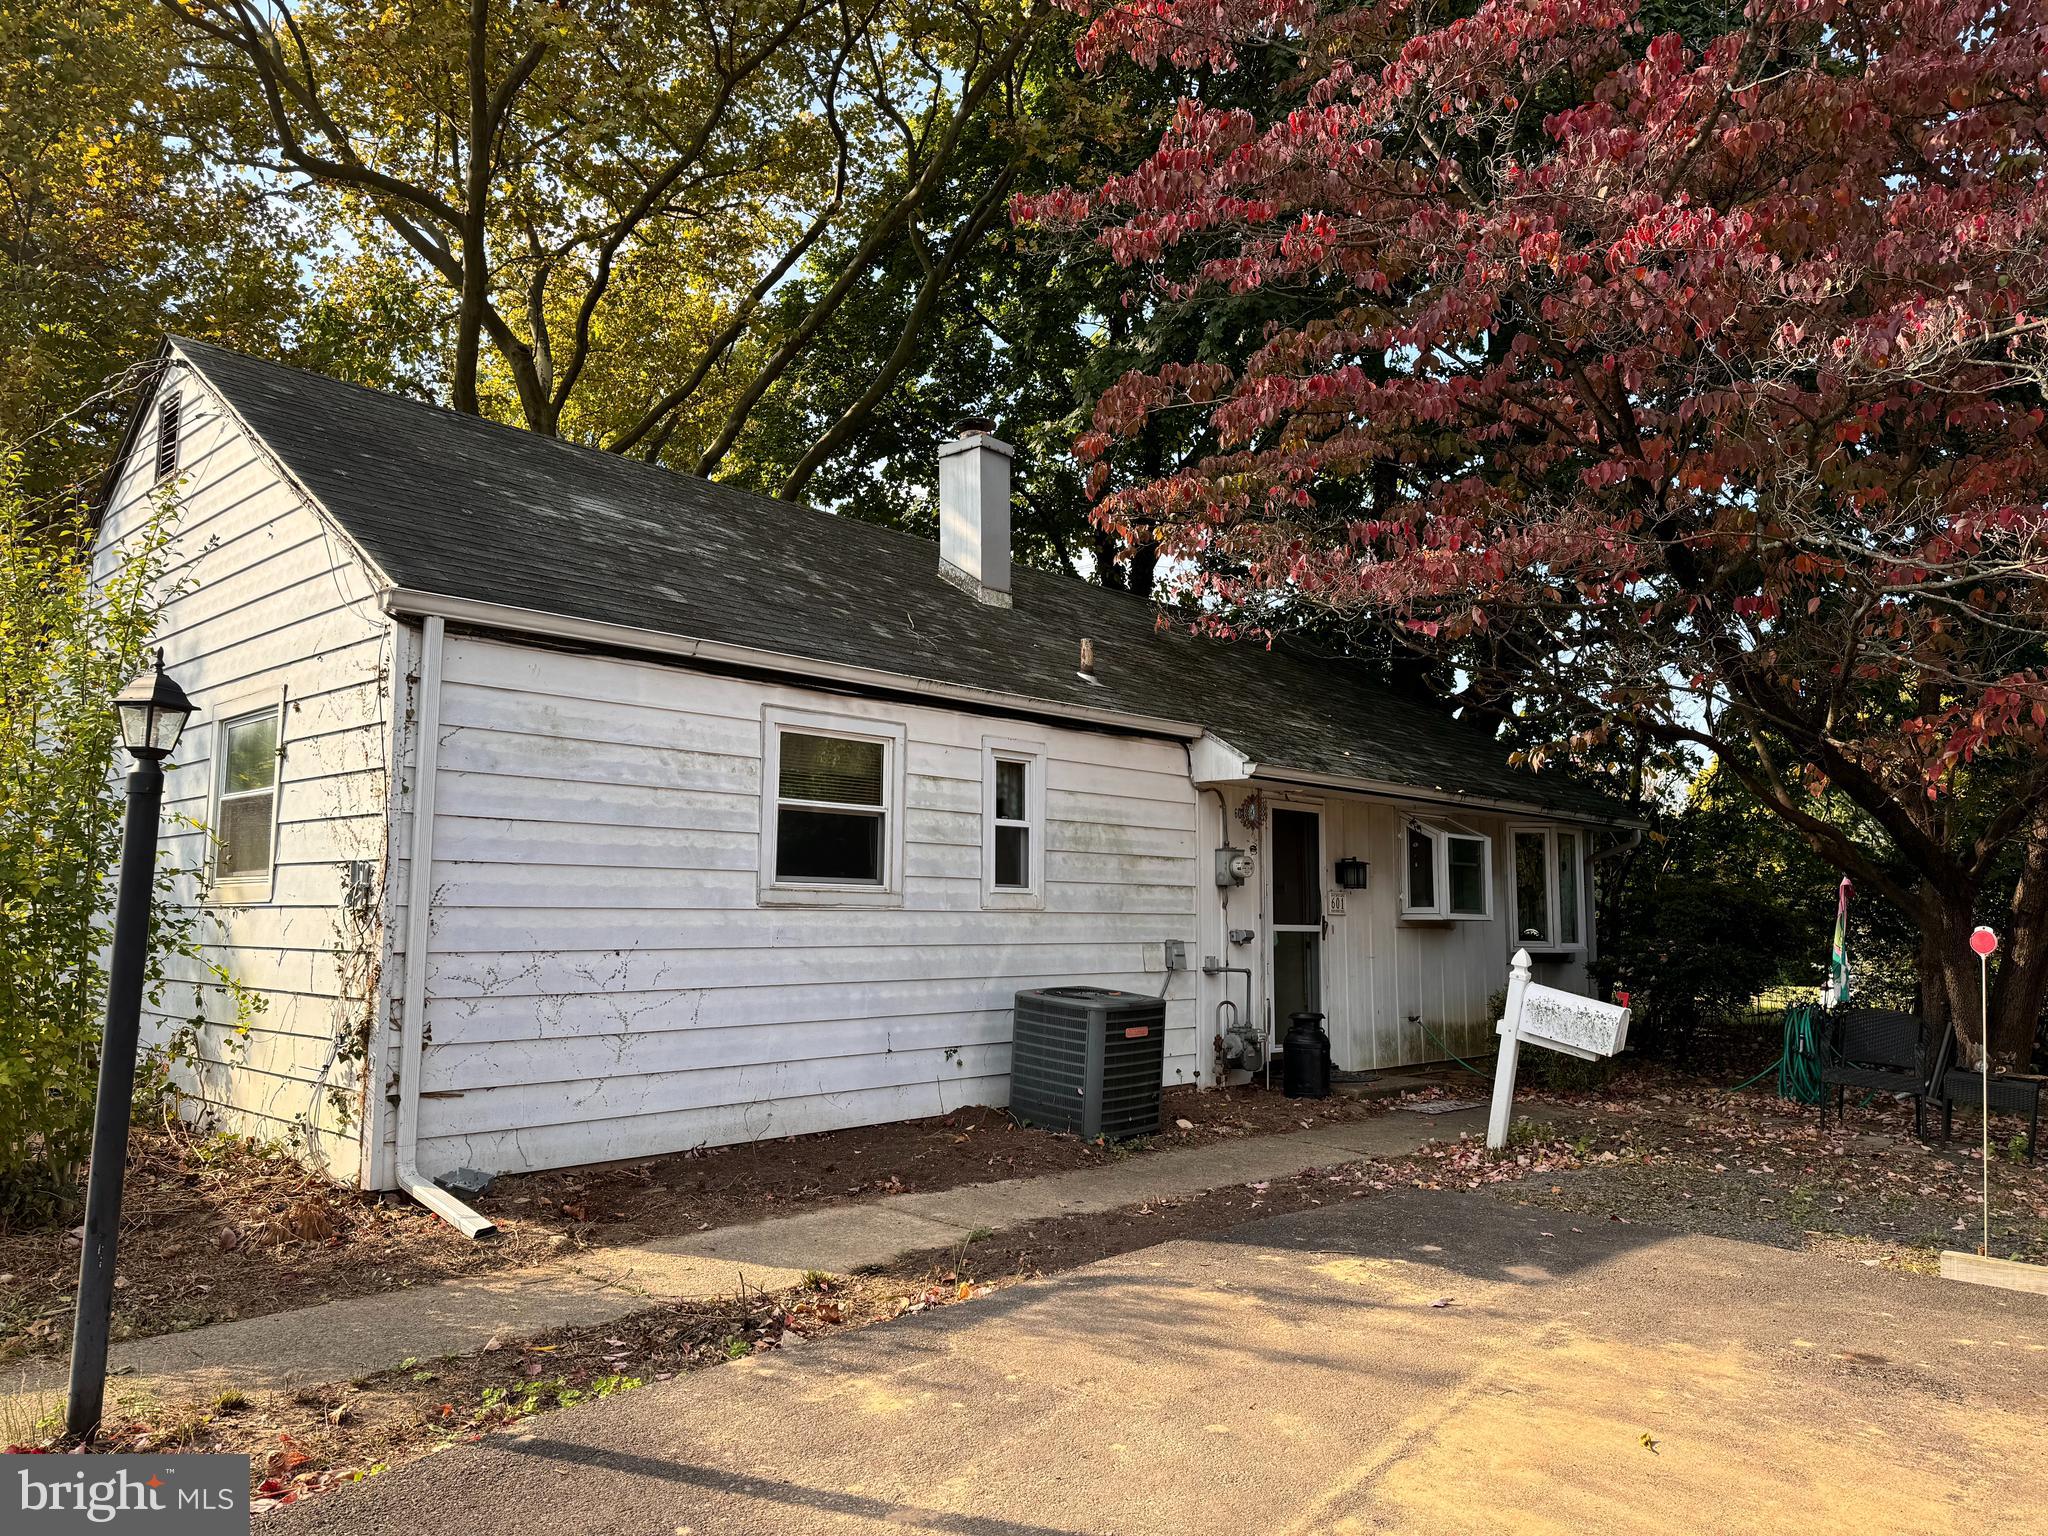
[1940,1249,2048,1296]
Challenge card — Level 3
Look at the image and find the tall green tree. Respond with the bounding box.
[752,12,1309,595]
[0,2,305,501]
[163,0,1054,477]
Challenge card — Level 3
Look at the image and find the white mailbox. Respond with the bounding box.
[1486,948,1630,1150]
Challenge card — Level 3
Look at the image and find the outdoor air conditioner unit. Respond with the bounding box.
[1010,986,1166,1140]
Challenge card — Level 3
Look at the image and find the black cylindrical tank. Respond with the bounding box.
[1283,1012,1332,1098]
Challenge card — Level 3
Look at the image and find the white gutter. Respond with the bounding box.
[395,613,495,1239]
[1216,761,1638,828]
[377,587,1205,742]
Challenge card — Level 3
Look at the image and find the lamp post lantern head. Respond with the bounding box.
[113,649,192,761]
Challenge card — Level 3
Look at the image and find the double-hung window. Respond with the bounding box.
[1400,819,1491,920]
[1509,826,1584,949]
[761,708,905,903]
[981,736,1045,908]
[211,702,281,900]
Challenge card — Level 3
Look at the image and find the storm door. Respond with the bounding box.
[1269,806,1324,1029]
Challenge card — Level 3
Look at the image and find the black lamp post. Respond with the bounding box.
[66,649,191,1439]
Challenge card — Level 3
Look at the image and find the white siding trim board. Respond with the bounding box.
[391,615,494,1236]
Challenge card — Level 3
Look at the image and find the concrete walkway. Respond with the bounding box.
[0,1107,1487,1426]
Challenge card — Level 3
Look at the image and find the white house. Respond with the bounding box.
[94,339,1624,1230]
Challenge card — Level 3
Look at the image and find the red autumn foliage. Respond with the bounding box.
[1025,0,2048,1057]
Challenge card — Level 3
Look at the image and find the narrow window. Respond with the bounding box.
[155,392,182,482]
[774,730,887,885]
[992,758,1030,889]
[215,709,278,886]
[982,737,1045,904]
[1509,826,1585,948]
[1513,830,1550,943]
[1405,822,1436,912]
[1556,830,1581,946]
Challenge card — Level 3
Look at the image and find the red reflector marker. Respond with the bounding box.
[1124,1026,1150,1038]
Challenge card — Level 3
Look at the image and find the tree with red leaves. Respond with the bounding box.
[1024,0,2048,1062]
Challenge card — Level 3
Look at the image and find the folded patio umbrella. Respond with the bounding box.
[1824,876,1852,1009]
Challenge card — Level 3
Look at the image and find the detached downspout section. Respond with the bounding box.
[396,614,495,1239]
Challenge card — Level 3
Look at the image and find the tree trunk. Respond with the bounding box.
[1924,924,1984,1067]
[1990,821,2048,1068]
[1124,534,1159,599]
[1990,916,2048,1068]
[1917,886,2045,1068]
[1091,527,1125,590]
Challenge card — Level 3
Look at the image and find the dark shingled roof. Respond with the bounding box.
[171,338,1620,820]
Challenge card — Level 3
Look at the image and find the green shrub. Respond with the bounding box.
[1517,1048,1617,1094]
[0,461,251,1221]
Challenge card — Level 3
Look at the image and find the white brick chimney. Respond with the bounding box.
[937,419,1013,606]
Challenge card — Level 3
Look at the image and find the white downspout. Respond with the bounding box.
[396,614,495,1238]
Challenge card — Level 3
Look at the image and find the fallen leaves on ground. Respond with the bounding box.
[1516,1065,2048,1263]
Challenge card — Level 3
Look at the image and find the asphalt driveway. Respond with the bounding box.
[274,1189,2048,1535]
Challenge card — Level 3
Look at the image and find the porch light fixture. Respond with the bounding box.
[113,648,193,759]
[1335,856,1370,890]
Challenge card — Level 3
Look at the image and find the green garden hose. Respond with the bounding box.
[1779,1004,1827,1104]
[1418,1017,1491,1077]
[1727,1002,1826,1103]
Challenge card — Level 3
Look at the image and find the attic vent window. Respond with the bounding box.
[154,392,182,482]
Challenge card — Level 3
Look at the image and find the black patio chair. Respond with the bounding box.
[1819,1007,1935,1137]
[1933,1052,2041,1162]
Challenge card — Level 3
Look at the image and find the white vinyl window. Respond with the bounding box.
[211,702,281,900]
[760,708,905,905]
[1400,819,1491,920]
[981,736,1045,908]
[1509,826,1584,950]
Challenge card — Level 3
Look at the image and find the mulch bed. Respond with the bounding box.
[0,1078,1447,1363]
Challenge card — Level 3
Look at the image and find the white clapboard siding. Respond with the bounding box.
[91,363,392,1176]
[1316,795,1595,1071]
[385,634,1202,1179]
[425,1080,1016,1177]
